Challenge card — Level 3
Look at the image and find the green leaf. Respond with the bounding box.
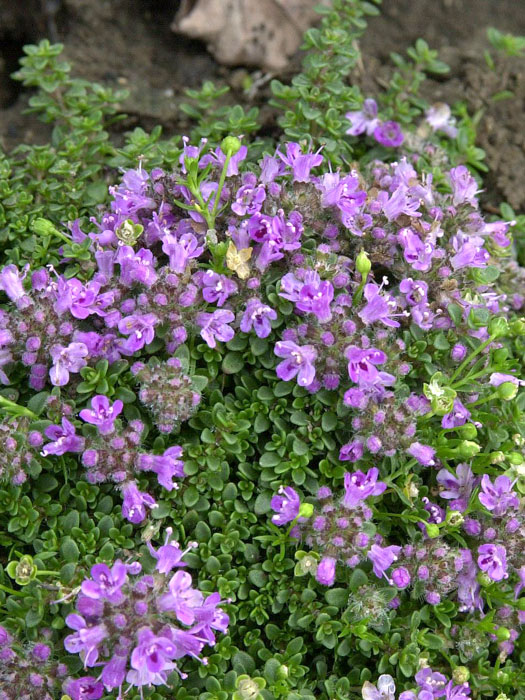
[232,651,256,675]
[349,568,368,591]
[222,352,245,374]
[60,537,80,563]
[183,486,199,507]
[325,588,349,607]
[321,412,338,431]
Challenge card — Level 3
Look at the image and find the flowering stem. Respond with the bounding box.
[0,396,38,419]
[466,390,500,408]
[388,458,417,482]
[211,153,233,220]
[0,582,23,597]
[452,366,496,390]
[449,335,495,384]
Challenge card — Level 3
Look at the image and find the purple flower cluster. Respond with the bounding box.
[362,668,471,700]
[40,394,185,524]
[131,357,201,433]
[271,469,387,586]
[345,98,404,147]
[0,626,101,700]
[0,137,519,476]
[63,530,228,695]
[0,416,43,485]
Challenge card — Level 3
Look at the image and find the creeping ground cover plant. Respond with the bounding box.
[1,3,525,700]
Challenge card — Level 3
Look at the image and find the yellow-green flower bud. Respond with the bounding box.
[446,510,464,528]
[495,626,510,642]
[507,451,524,465]
[277,664,289,680]
[457,423,477,440]
[356,250,371,276]
[299,503,314,519]
[221,136,242,157]
[424,523,440,539]
[31,217,60,237]
[496,382,518,401]
[490,451,505,464]
[488,317,509,338]
[452,667,470,684]
[456,440,481,459]
[477,571,492,587]
[510,318,525,336]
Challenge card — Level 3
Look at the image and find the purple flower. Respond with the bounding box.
[345,346,394,387]
[158,570,204,625]
[381,185,421,221]
[147,530,191,574]
[277,142,324,182]
[274,341,317,387]
[362,675,397,700]
[162,233,204,273]
[477,544,508,581]
[391,567,411,589]
[339,440,364,462]
[126,628,176,687]
[64,615,107,667]
[316,556,336,586]
[358,284,400,328]
[63,677,104,700]
[345,99,379,136]
[199,270,238,306]
[101,652,128,691]
[478,474,519,516]
[200,144,248,176]
[415,668,447,698]
[279,271,334,322]
[441,398,471,429]
[444,681,471,700]
[425,103,458,138]
[232,182,266,216]
[456,549,483,612]
[407,441,436,466]
[192,591,230,645]
[79,395,123,435]
[0,265,31,309]
[240,299,277,338]
[436,463,475,512]
[368,544,401,580]
[259,154,284,183]
[399,278,428,306]
[271,486,300,525]
[42,418,85,456]
[450,233,489,270]
[121,482,157,524]
[514,566,525,599]
[318,173,367,227]
[374,121,404,147]
[49,342,89,386]
[55,277,102,319]
[342,468,386,508]
[398,227,434,272]
[81,561,128,603]
[448,165,479,207]
[117,246,157,287]
[118,313,157,353]
[489,372,525,388]
[138,446,185,491]
[196,310,235,348]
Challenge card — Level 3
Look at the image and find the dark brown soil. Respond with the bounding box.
[1,0,524,210]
